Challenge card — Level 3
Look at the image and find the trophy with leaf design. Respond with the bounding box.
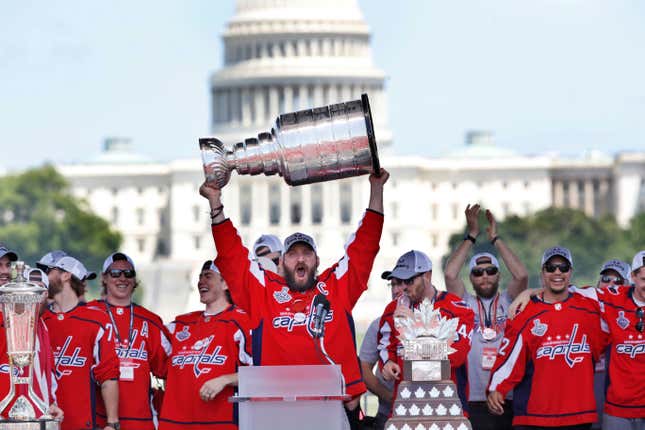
[0,262,59,429]
[384,298,472,430]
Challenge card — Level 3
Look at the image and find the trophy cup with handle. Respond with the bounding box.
[200,93,380,188]
[385,299,472,430]
[0,262,59,429]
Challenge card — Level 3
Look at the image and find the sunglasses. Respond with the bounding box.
[543,262,571,273]
[471,266,499,277]
[636,308,644,333]
[390,274,422,287]
[108,269,136,279]
[600,275,624,285]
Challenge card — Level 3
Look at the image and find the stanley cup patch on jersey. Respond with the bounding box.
[175,326,191,342]
[531,319,548,337]
[616,311,630,330]
[273,286,292,304]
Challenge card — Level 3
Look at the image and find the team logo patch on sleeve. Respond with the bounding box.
[531,319,548,337]
[273,287,292,304]
[175,326,191,342]
[451,300,470,309]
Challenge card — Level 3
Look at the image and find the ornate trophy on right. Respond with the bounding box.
[385,299,472,430]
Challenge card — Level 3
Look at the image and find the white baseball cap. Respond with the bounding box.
[253,234,284,256]
[54,256,90,282]
[631,250,645,273]
[36,250,68,271]
[201,260,220,274]
[541,246,573,266]
[469,252,500,270]
[381,250,432,280]
[102,252,135,273]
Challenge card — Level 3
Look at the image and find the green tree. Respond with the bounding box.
[0,165,122,294]
[446,207,641,289]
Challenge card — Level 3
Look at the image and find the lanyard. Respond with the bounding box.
[477,294,499,330]
[105,302,134,357]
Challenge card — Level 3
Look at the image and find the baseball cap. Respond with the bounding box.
[201,260,220,274]
[253,234,284,257]
[54,256,90,282]
[381,250,432,280]
[541,246,573,267]
[25,267,49,288]
[283,232,317,253]
[600,259,631,281]
[469,252,500,270]
[0,245,18,262]
[102,252,135,273]
[36,250,68,271]
[631,250,645,273]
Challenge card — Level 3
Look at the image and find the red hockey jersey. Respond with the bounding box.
[0,317,57,416]
[42,304,120,430]
[210,209,383,398]
[488,293,606,427]
[595,286,645,418]
[159,306,252,430]
[87,300,171,430]
[377,291,474,409]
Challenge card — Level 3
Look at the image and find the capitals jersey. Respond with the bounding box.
[0,316,57,416]
[592,286,645,418]
[42,304,120,430]
[488,293,607,427]
[211,209,383,398]
[377,291,474,409]
[87,300,172,430]
[159,306,252,430]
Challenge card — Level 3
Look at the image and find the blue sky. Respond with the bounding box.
[2,0,644,169]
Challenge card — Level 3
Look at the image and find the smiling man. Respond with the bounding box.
[87,252,171,430]
[200,168,389,429]
[0,245,18,286]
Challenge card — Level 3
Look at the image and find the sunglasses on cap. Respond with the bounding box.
[543,262,571,273]
[256,250,280,266]
[471,266,499,277]
[636,308,644,333]
[390,273,422,287]
[108,269,136,279]
[600,275,624,285]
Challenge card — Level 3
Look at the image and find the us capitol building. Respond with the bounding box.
[55,0,644,325]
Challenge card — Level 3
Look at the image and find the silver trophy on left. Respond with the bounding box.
[0,262,59,429]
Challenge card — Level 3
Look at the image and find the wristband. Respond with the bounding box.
[209,205,224,220]
[464,234,476,244]
[491,236,500,245]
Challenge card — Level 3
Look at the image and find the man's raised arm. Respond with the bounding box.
[444,204,480,298]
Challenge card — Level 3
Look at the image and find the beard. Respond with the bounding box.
[48,279,63,298]
[473,281,499,299]
[284,266,317,293]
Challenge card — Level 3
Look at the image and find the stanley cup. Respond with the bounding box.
[0,262,59,429]
[200,93,380,188]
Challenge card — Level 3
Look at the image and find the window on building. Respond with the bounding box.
[137,238,145,253]
[137,208,144,225]
[240,184,252,225]
[269,184,281,225]
[452,203,459,220]
[311,184,323,224]
[193,205,200,223]
[112,207,119,224]
[340,183,352,224]
[391,202,398,219]
[156,240,168,257]
[292,87,300,110]
[278,86,285,113]
[431,203,438,221]
[194,235,201,250]
[502,202,510,216]
[432,234,438,248]
[159,209,166,227]
[392,232,399,247]
[290,187,302,224]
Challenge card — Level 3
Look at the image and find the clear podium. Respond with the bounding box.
[231,365,350,430]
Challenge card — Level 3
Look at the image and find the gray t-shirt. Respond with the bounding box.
[463,290,513,402]
[359,318,394,416]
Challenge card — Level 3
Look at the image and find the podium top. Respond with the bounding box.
[238,365,345,397]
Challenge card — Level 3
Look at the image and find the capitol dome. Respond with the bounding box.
[210,0,392,149]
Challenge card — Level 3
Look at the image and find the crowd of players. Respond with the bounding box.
[0,168,642,430]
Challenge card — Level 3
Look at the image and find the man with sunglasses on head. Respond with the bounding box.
[200,168,389,430]
[253,234,283,270]
[377,250,475,414]
[87,252,171,430]
[443,204,528,430]
[42,255,121,430]
[487,246,607,429]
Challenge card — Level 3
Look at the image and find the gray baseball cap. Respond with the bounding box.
[36,250,68,271]
[600,259,631,281]
[283,232,317,254]
[0,245,18,262]
[541,246,573,266]
[381,250,432,280]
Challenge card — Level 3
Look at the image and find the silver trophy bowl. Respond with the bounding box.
[200,93,380,188]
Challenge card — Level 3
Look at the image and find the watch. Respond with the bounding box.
[464,234,476,244]
[107,422,121,430]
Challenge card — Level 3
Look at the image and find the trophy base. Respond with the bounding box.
[0,419,59,430]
